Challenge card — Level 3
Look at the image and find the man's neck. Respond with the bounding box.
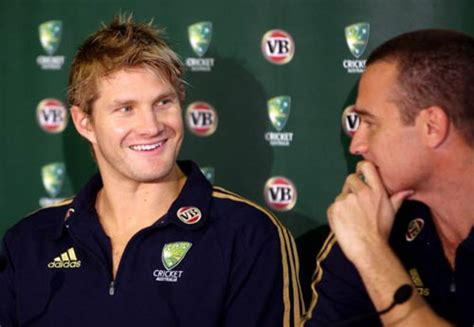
[428,196,474,246]
[95,166,186,233]
[415,155,474,267]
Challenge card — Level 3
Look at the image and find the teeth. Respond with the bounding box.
[130,142,162,151]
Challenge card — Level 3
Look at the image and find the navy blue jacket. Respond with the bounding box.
[0,161,302,326]
[303,200,474,326]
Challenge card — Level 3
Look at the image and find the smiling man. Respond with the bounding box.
[303,29,474,326]
[0,16,302,326]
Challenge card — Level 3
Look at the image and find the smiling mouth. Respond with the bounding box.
[129,141,165,152]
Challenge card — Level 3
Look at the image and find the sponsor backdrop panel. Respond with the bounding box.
[0,0,473,239]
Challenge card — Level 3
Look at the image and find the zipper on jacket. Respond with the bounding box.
[449,277,456,293]
[69,219,163,297]
[105,226,161,296]
[67,228,115,296]
[109,280,115,296]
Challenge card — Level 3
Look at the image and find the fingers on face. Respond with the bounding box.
[342,172,368,195]
[332,160,380,222]
[356,160,384,192]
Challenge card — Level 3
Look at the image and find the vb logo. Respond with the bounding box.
[261,29,295,65]
[341,105,360,136]
[177,207,202,224]
[186,101,218,137]
[264,177,297,211]
[36,98,68,133]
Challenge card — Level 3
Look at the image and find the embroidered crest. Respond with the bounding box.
[406,218,424,242]
[162,242,192,270]
[177,207,202,225]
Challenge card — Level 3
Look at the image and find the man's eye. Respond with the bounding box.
[119,106,132,113]
[362,119,373,127]
[159,99,171,106]
[154,99,173,109]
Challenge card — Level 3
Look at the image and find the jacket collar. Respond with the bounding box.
[51,160,213,239]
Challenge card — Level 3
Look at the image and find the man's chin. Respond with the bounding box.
[132,164,180,184]
[380,179,398,196]
[386,184,416,200]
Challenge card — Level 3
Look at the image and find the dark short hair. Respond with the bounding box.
[367,29,474,146]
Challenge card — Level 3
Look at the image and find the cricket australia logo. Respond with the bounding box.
[200,167,215,184]
[37,20,65,70]
[39,162,66,207]
[153,242,192,282]
[186,21,214,72]
[189,21,212,57]
[345,23,370,58]
[342,22,370,74]
[40,20,62,55]
[265,96,294,146]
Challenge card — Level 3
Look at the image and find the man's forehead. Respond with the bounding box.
[356,62,400,107]
[90,70,176,113]
[360,61,399,86]
[96,66,175,94]
[99,66,170,84]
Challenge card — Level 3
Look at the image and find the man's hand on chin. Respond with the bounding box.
[327,160,414,264]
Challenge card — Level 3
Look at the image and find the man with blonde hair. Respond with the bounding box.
[0,16,302,326]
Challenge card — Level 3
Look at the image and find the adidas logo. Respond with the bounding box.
[47,247,81,269]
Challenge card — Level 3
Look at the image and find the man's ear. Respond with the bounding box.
[419,106,450,148]
[70,106,96,144]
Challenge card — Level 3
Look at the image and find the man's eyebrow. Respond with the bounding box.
[353,107,376,119]
[109,91,178,107]
[110,98,135,106]
[154,89,178,99]
[152,90,179,103]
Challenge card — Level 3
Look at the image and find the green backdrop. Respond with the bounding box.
[1,0,473,240]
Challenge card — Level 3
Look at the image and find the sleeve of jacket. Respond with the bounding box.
[222,217,303,327]
[302,232,381,327]
[0,234,18,327]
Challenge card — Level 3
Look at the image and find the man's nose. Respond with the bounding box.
[136,109,163,136]
[349,130,368,155]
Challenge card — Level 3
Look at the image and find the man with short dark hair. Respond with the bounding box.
[304,29,474,326]
[0,16,302,326]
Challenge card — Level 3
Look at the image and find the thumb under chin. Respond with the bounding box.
[390,190,415,211]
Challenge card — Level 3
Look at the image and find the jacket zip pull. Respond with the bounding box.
[449,277,456,293]
[109,280,115,296]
